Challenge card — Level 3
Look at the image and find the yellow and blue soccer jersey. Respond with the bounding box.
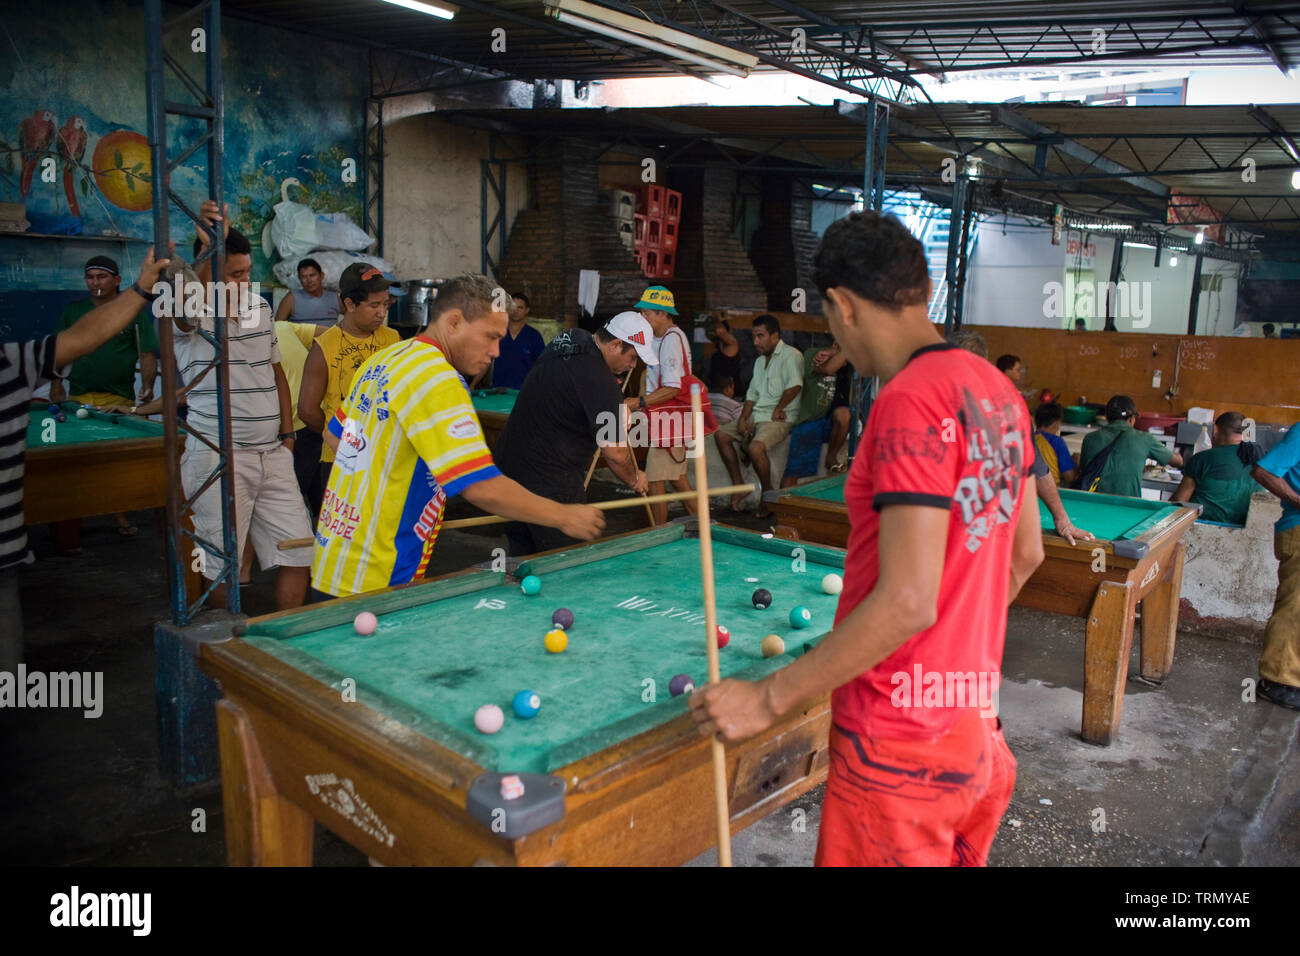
[312,336,499,596]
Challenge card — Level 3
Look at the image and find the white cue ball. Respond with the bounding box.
[821,573,844,595]
[76,407,89,419]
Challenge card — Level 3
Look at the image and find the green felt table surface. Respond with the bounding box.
[27,401,166,446]
[469,388,518,415]
[240,524,845,775]
[783,473,1178,542]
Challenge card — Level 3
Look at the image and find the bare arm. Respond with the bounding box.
[600,444,645,491]
[274,292,295,324]
[139,350,158,401]
[1170,476,1196,503]
[770,384,802,422]
[1252,464,1300,508]
[54,249,169,369]
[460,475,605,540]
[298,343,328,434]
[1036,473,1092,546]
[273,363,294,446]
[1008,479,1046,604]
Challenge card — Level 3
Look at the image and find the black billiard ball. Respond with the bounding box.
[752,588,772,609]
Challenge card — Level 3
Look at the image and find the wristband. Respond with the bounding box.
[132,281,160,302]
[278,432,295,441]
[638,396,646,410]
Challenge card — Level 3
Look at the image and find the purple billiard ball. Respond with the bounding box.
[669,674,695,697]
[552,607,575,630]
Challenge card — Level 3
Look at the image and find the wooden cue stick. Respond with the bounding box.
[689,383,731,867]
[275,483,756,550]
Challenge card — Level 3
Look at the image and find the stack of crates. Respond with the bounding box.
[598,188,638,252]
[633,184,682,279]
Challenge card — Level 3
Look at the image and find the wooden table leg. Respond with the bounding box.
[1138,541,1185,683]
[1082,579,1136,746]
[216,698,315,866]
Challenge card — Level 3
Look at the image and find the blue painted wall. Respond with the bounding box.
[0,0,366,340]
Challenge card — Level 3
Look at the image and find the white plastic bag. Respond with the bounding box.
[269,178,374,260]
[272,249,399,290]
[314,212,373,253]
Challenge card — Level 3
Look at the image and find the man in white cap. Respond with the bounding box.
[494,312,653,556]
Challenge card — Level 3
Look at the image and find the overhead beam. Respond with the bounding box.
[1248,104,1300,164]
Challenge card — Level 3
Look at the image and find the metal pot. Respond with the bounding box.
[401,278,445,328]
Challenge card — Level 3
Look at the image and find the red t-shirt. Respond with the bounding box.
[831,343,1034,740]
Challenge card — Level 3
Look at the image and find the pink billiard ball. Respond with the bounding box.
[715,625,730,649]
[353,611,379,636]
[475,704,505,734]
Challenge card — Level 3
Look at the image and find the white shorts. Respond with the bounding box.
[181,442,314,580]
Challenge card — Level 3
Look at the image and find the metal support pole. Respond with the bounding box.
[1105,235,1124,329]
[1187,253,1204,335]
[952,185,975,332]
[849,99,889,463]
[943,175,968,336]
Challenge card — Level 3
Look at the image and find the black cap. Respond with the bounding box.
[340,262,399,301]
[84,255,119,276]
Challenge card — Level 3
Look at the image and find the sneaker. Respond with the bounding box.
[1259,677,1300,711]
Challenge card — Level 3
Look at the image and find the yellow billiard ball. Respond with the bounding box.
[544,629,568,653]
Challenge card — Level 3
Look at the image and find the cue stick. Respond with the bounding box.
[689,383,732,867]
[275,483,756,550]
[583,368,654,525]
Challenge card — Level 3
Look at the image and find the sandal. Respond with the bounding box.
[115,524,139,537]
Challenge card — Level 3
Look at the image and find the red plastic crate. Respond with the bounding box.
[645,217,663,249]
[643,248,661,276]
[664,189,682,222]
[633,213,647,247]
[639,185,664,218]
[661,219,678,251]
[657,250,675,278]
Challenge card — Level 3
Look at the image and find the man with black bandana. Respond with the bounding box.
[494,311,654,556]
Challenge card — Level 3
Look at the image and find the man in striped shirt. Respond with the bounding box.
[312,275,605,599]
[171,201,313,610]
[1,247,171,672]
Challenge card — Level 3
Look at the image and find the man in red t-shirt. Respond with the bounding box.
[689,211,1045,866]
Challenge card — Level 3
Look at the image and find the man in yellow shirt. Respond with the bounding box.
[298,263,401,522]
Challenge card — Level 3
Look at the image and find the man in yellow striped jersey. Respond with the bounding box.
[311,275,604,599]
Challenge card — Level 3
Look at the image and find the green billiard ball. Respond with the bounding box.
[789,606,812,629]
[521,575,542,595]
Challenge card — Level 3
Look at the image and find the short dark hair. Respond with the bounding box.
[1035,402,1064,428]
[298,258,322,274]
[430,274,498,322]
[1216,411,1246,434]
[512,292,530,309]
[194,227,251,259]
[812,211,930,309]
[594,326,635,355]
[1074,318,1087,329]
[1104,395,1138,422]
[710,373,734,392]
[753,314,780,336]
[948,330,988,358]
[1263,323,1276,334]
[995,354,1020,373]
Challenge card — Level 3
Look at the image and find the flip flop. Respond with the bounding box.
[116,524,139,537]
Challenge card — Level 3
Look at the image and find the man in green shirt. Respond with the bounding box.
[1172,411,1262,524]
[779,340,848,488]
[48,255,158,544]
[1079,394,1183,497]
[51,255,158,408]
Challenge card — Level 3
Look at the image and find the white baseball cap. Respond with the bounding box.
[604,311,658,365]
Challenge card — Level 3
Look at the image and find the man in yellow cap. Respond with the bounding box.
[631,285,696,524]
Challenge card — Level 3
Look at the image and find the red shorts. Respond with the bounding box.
[814,707,1017,867]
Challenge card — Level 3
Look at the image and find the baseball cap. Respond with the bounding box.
[605,311,659,366]
[634,285,677,315]
[339,262,405,300]
[85,255,120,276]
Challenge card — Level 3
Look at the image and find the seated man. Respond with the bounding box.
[1172,411,1261,525]
[495,311,652,556]
[2,247,170,671]
[1033,402,1078,487]
[273,257,341,325]
[781,340,847,488]
[715,314,803,516]
[707,373,743,425]
[1079,394,1182,497]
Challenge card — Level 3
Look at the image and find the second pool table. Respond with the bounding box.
[469,387,517,451]
[766,474,1200,745]
[201,523,844,866]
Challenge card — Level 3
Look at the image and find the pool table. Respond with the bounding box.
[200,523,843,866]
[469,387,517,452]
[23,401,171,525]
[766,475,1200,745]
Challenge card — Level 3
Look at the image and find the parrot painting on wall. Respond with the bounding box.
[57,115,87,216]
[19,108,56,198]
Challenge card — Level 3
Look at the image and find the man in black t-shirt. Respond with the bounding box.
[495,312,655,556]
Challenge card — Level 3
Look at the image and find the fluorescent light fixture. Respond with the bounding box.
[1124,241,1157,250]
[548,0,757,71]
[1292,169,1300,190]
[553,10,750,77]
[1070,222,1132,232]
[378,0,457,19]
[1194,229,1204,245]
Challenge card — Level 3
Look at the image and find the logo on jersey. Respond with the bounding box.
[448,414,479,440]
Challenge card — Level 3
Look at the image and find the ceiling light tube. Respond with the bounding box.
[553,10,749,77]
[378,0,458,19]
[549,0,757,69]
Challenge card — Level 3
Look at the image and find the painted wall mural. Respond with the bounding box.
[0,0,367,304]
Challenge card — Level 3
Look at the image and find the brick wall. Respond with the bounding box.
[747,175,822,313]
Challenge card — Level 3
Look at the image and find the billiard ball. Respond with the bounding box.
[512,690,541,719]
[353,611,379,636]
[752,588,772,609]
[669,673,695,696]
[55,413,66,423]
[521,575,542,595]
[715,624,730,649]
[761,634,785,658]
[474,704,504,734]
[821,573,843,595]
[544,629,568,653]
[75,407,89,420]
[552,607,574,630]
[789,606,812,629]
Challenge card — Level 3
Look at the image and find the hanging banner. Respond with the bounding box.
[1167,189,1225,243]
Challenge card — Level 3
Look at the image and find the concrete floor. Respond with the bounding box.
[2,491,1297,866]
